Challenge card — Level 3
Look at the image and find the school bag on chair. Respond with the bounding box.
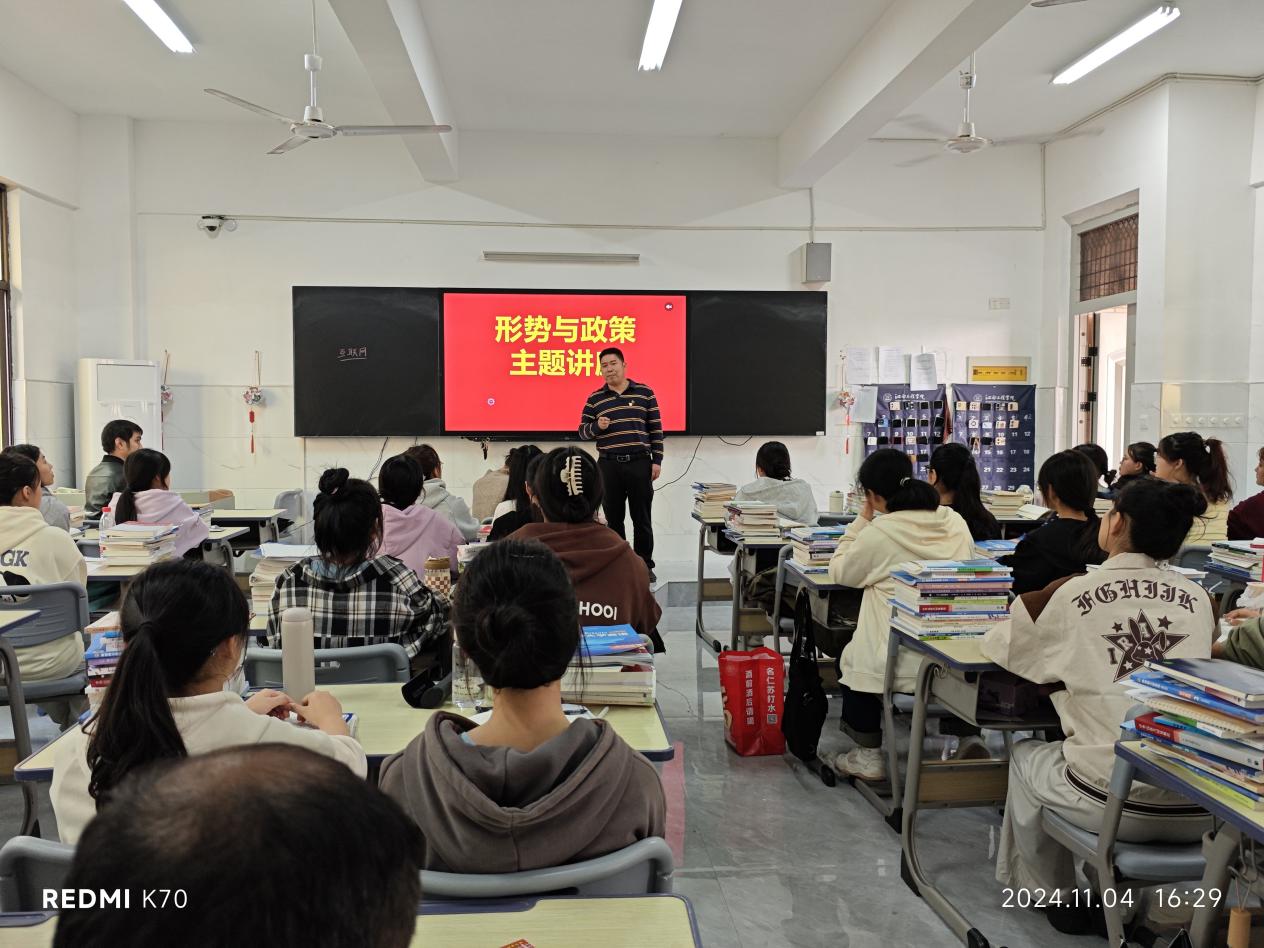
[781,607,828,762]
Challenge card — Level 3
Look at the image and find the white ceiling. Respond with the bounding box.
[878,0,1264,143]
[0,0,1261,144]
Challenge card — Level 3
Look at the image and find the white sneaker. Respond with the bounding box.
[833,747,886,782]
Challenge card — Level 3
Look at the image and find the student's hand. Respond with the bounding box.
[597,416,611,431]
[245,689,295,718]
[860,496,875,522]
[1226,608,1261,625]
[296,690,349,735]
[652,464,661,482]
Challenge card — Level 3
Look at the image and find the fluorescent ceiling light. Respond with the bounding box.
[638,0,683,71]
[1052,4,1178,85]
[122,0,194,54]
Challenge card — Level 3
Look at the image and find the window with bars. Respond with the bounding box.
[1079,214,1138,302]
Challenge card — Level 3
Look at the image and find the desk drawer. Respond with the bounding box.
[700,578,732,601]
[917,759,1009,805]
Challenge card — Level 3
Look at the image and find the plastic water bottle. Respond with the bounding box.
[99,506,114,531]
[451,637,484,710]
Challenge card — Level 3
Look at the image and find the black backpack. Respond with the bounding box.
[781,609,828,762]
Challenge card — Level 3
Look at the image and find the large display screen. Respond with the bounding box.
[442,291,687,434]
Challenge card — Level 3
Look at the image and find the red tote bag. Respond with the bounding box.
[719,646,786,757]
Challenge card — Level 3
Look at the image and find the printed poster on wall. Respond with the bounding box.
[951,384,1037,492]
[861,384,948,482]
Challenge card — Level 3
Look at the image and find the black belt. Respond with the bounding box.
[602,451,650,463]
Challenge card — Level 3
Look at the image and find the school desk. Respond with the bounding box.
[1203,562,1248,615]
[0,611,42,635]
[78,525,248,569]
[210,508,286,544]
[722,529,792,651]
[691,511,732,654]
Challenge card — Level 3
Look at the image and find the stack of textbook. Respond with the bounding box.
[100,524,179,566]
[788,525,846,574]
[249,543,317,614]
[974,538,1018,560]
[982,488,1028,518]
[723,501,780,540]
[561,624,655,706]
[889,560,1013,640]
[1128,658,1264,811]
[692,482,737,520]
[84,613,124,711]
[1209,540,1264,582]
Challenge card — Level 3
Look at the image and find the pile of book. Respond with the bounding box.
[788,525,846,574]
[1093,496,1114,516]
[562,624,655,706]
[249,543,318,614]
[974,538,1018,560]
[84,612,124,712]
[692,482,737,520]
[982,488,1029,518]
[1128,658,1264,811]
[1209,540,1264,582]
[100,524,179,566]
[889,560,1013,640]
[723,501,780,539]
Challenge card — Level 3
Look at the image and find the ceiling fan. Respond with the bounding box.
[205,0,450,155]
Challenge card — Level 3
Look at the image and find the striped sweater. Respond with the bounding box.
[577,380,664,464]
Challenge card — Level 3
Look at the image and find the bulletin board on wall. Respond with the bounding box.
[860,385,948,482]
[950,384,1037,491]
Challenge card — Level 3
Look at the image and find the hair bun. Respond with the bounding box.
[1166,481,1208,519]
[318,467,350,497]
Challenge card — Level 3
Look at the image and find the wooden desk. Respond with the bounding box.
[211,508,286,544]
[0,895,701,948]
[691,513,731,654]
[15,685,674,781]
[83,561,145,583]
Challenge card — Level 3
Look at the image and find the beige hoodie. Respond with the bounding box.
[829,507,976,693]
[0,505,88,679]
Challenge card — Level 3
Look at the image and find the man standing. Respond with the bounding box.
[84,419,143,517]
[577,348,663,581]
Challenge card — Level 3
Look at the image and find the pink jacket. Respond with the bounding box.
[108,489,210,558]
[380,503,464,577]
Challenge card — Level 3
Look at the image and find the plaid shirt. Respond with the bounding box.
[265,555,448,658]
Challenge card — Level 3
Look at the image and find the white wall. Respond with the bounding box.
[129,123,1043,560]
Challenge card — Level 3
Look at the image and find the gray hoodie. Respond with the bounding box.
[421,479,480,541]
[378,711,666,872]
[733,476,818,526]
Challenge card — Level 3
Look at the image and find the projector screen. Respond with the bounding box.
[442,291,687,435]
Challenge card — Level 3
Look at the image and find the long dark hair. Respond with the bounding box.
[0,452,40,505]
[755,441,792,480]
[1158,431,1233,504]
[314,468,382,565]
[857,448,940,512]
[453,539,578,690]
[534,448,604,524]
[378,454,423,510]
[1037,450,1101,561]
[113,448,172,524]
[504,445,543,516]
[1074,443,1116,489]
[929,443,999,541]
[1125,441,1157,475]
[84,559,250,806]
[1112,479,1207,560]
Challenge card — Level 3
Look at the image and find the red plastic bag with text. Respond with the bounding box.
[719,646,786,757]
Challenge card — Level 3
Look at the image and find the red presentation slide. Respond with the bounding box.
[442,292,687,433]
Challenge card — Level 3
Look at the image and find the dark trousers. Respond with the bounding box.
[839,683,883,749]
[598,455,655,569]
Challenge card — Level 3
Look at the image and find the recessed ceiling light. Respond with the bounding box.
[1052,4,1178,85]
[638,0,683,71]
[122,0,194,54]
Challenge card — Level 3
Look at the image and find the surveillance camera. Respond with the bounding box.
[197,215,237,238]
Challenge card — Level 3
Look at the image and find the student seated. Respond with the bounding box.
[828,449,975,781]
[472,449,512,522]
[1227,445,1264,541]
[52,559,366,844]
[1156,431,1233,544]
[108,448,209,558]
[928,443,1000,541]
[732,441,818,526]
[378,453,463,577]
[379,538,666,871]
[489,444,544,540]
[1074,442,1116,497]
[1215,606,1264,666]
[53,745,422,948]
[1000,450,1105,595]
[982,479,1214,935]
[1113,441,1156,496]
[5,443,70,530]
[509,448,664,652]
[266,468,448,665]
[405,444,479,541]
[0,452,88,727]
[84,419,142,517]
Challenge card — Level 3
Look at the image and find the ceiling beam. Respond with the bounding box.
[328,0,458,182]
[778,0,1029,187]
